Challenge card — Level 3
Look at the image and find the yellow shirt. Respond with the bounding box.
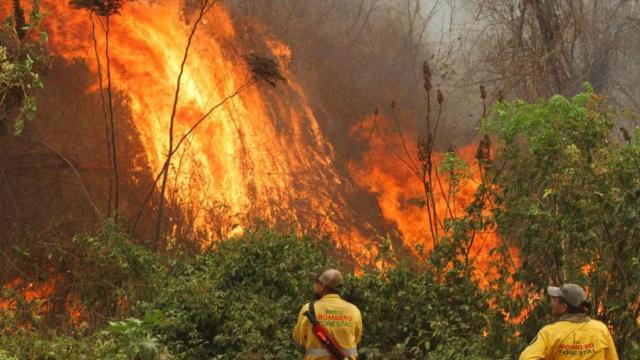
[293,294,363,359]
[520,314,618,360]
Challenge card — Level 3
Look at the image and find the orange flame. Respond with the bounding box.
[1,276,88,329]
[1,276,59,328]
[350,115,518,282]
[37,0,367,248]
[1,1,520,270]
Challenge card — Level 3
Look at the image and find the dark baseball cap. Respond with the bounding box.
[547,283,587,307]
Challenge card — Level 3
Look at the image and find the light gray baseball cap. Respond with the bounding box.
[309,269,343,290]
[547,283,587,307]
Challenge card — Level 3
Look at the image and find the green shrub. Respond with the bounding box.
[137,229,509,359]
[346,264,510,360]
[63,220,165,326]
[140,229,330,359]
[482,84,640,357]
[0,314,166,359]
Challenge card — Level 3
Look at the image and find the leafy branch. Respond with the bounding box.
[1,0,47,136]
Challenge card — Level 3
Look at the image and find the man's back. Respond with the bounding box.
[520,314,618,360]
[293,294,362,360]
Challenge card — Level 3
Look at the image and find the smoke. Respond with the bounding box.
[227,1,424,144]
[228,1,518,154]
[456,0,640,111]
[232,0,640,148]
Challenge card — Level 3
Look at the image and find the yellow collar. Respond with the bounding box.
[558,314,590,323]
[321,294,341,300]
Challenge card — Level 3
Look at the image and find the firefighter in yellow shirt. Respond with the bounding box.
[520,283,618,360]
[293,269,362,359]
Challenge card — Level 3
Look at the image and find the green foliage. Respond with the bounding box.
[69,0,127,17]
[0,227,509,359]
[139,229,329,359]
[1,0,48,135]
[438,151,471,194]
[482,84,640,357]
[65,220,165,323]
[0,350,19,360]
[99,312,168,359]
[0,313,167,359]
[345,264,509,360]
[0,221,168,359]
[137,228,514,359]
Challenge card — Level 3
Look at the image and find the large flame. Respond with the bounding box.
[12,0,514,268]
[350,115,518,282]
[0,0,520,268]
[37,0,369,249]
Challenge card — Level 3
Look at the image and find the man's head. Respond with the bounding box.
[310,269,343,299]
[547,283,589,316]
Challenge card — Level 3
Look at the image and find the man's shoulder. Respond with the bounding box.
[299,302,310,313]
[538,322,558,335]
[539,320,569,335]
[543,317,608,332]
[586,318,610,331]
[340,299,362,315]
[318,296,360,313]
[345,300,361,310]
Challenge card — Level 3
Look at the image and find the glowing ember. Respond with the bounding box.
[65,292,88,328]
[1,276,87,329]
[1,277,58,320]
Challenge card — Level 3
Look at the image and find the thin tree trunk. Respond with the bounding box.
[90,13,112,217]
[532,0,567,92]
[105,15,119,221]
[37,140,103,219]
[423,85,439,244]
